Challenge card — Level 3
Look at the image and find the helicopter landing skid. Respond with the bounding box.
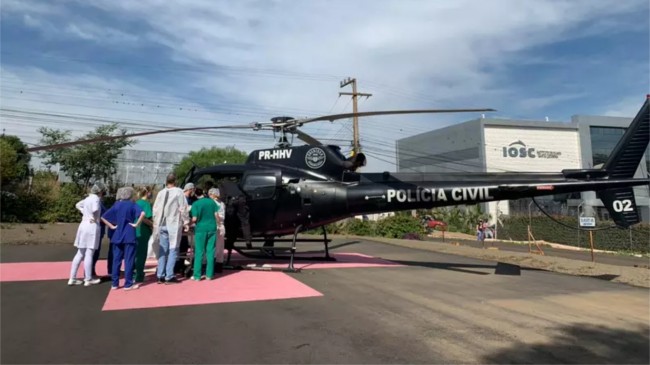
[225,226,335,273]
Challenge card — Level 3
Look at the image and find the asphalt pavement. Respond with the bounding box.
[1,239,648,364]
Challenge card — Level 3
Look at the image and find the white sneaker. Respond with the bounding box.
[84,278,101,287]
[68,279,83,286]
[123,284,140,291]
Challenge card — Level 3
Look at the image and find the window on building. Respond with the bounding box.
[589,126,625,167]
[590,126,649,174]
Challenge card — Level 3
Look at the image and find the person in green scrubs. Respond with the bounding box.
[134,186,153,283]
[190,188,220,281]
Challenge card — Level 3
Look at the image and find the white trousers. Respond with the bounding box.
[215,228,225,263]
[70,248,95,281]
[146,235,155,259]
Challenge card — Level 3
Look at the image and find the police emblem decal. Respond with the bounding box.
[305,147,326,169]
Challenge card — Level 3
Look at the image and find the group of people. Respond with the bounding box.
[476,219,494,247]
[68,173,228,290]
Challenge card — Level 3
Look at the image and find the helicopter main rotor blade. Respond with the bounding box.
[293,108,496,125]
[26,124,256,152]
[293,129,323,146]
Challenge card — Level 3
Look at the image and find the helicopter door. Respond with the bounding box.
[241,171,281,234]
[241,171,281,200]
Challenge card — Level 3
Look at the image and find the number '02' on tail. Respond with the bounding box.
[599,95,650,227]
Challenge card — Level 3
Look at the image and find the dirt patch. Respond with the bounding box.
[322,234,650,289]
[0,223,78,245]
[427,230,477,240]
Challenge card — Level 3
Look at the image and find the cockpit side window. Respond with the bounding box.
[242,173,278,200]
[243,174,276,189]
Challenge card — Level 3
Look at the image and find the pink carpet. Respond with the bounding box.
[0,252,400,282]
[0,259,157,282]
[1,251,400,312]
[102,271,323,311]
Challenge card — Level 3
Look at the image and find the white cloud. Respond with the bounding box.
[518,92,589,111]
[0,66,275,152]
[3,1,140,45]
[1,0,647,172]
[1,0,65,16]
[602,96,647,117]
[79,0,645,113]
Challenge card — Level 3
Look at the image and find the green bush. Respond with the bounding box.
[344,218,376,236]
[431,205,488,234]
[44,184,85,223]
[0,190,49,223]
[1,172,57,223]
[309,215,425,240]
[498,215,650,254]
[374,214,426,239]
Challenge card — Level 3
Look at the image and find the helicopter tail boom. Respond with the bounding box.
[593,95,649,227]
[346,177,649,218]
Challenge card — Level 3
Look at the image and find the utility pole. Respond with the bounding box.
[339,77,372,156]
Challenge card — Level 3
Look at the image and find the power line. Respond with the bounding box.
[340,77,372,156]
[0,82,335,118]
[1,51,342,82]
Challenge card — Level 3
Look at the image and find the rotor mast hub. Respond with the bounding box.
[271,116,296,148]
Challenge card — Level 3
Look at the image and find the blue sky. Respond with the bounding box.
[1,0,648,172]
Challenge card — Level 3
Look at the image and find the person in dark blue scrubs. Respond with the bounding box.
[92,200,115,278]
[101,187,145,290]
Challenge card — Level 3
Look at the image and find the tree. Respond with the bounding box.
[0,135,31,181]
[38,124,135,188]
[173,146,248,183]
[0,139,18,184]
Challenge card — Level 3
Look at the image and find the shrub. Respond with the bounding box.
[0,172,59,223]
[498,215,650,254]
[306,215,425,240]
[374,214,426,239]
[44,183,85,223]
[344,218,376,236]
[0,190,50,223]
[0,173,127,224]
[0,139,18,184]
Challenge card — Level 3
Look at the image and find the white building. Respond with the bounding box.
[396,114,649,223]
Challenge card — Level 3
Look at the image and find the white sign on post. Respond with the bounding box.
[579,217,596,227]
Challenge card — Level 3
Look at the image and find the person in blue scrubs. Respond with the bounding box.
[101,187,145,290]
[92,200,106,278]
[92,200,115,278]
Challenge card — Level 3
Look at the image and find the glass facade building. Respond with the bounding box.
[590,126,650,172]
[396,111,649,224]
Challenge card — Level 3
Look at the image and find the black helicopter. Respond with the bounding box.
[27,96,650,271]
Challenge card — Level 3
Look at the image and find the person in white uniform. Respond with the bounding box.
[68,182,106,286]
[151,173,190,284]
[209,188,226,273]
